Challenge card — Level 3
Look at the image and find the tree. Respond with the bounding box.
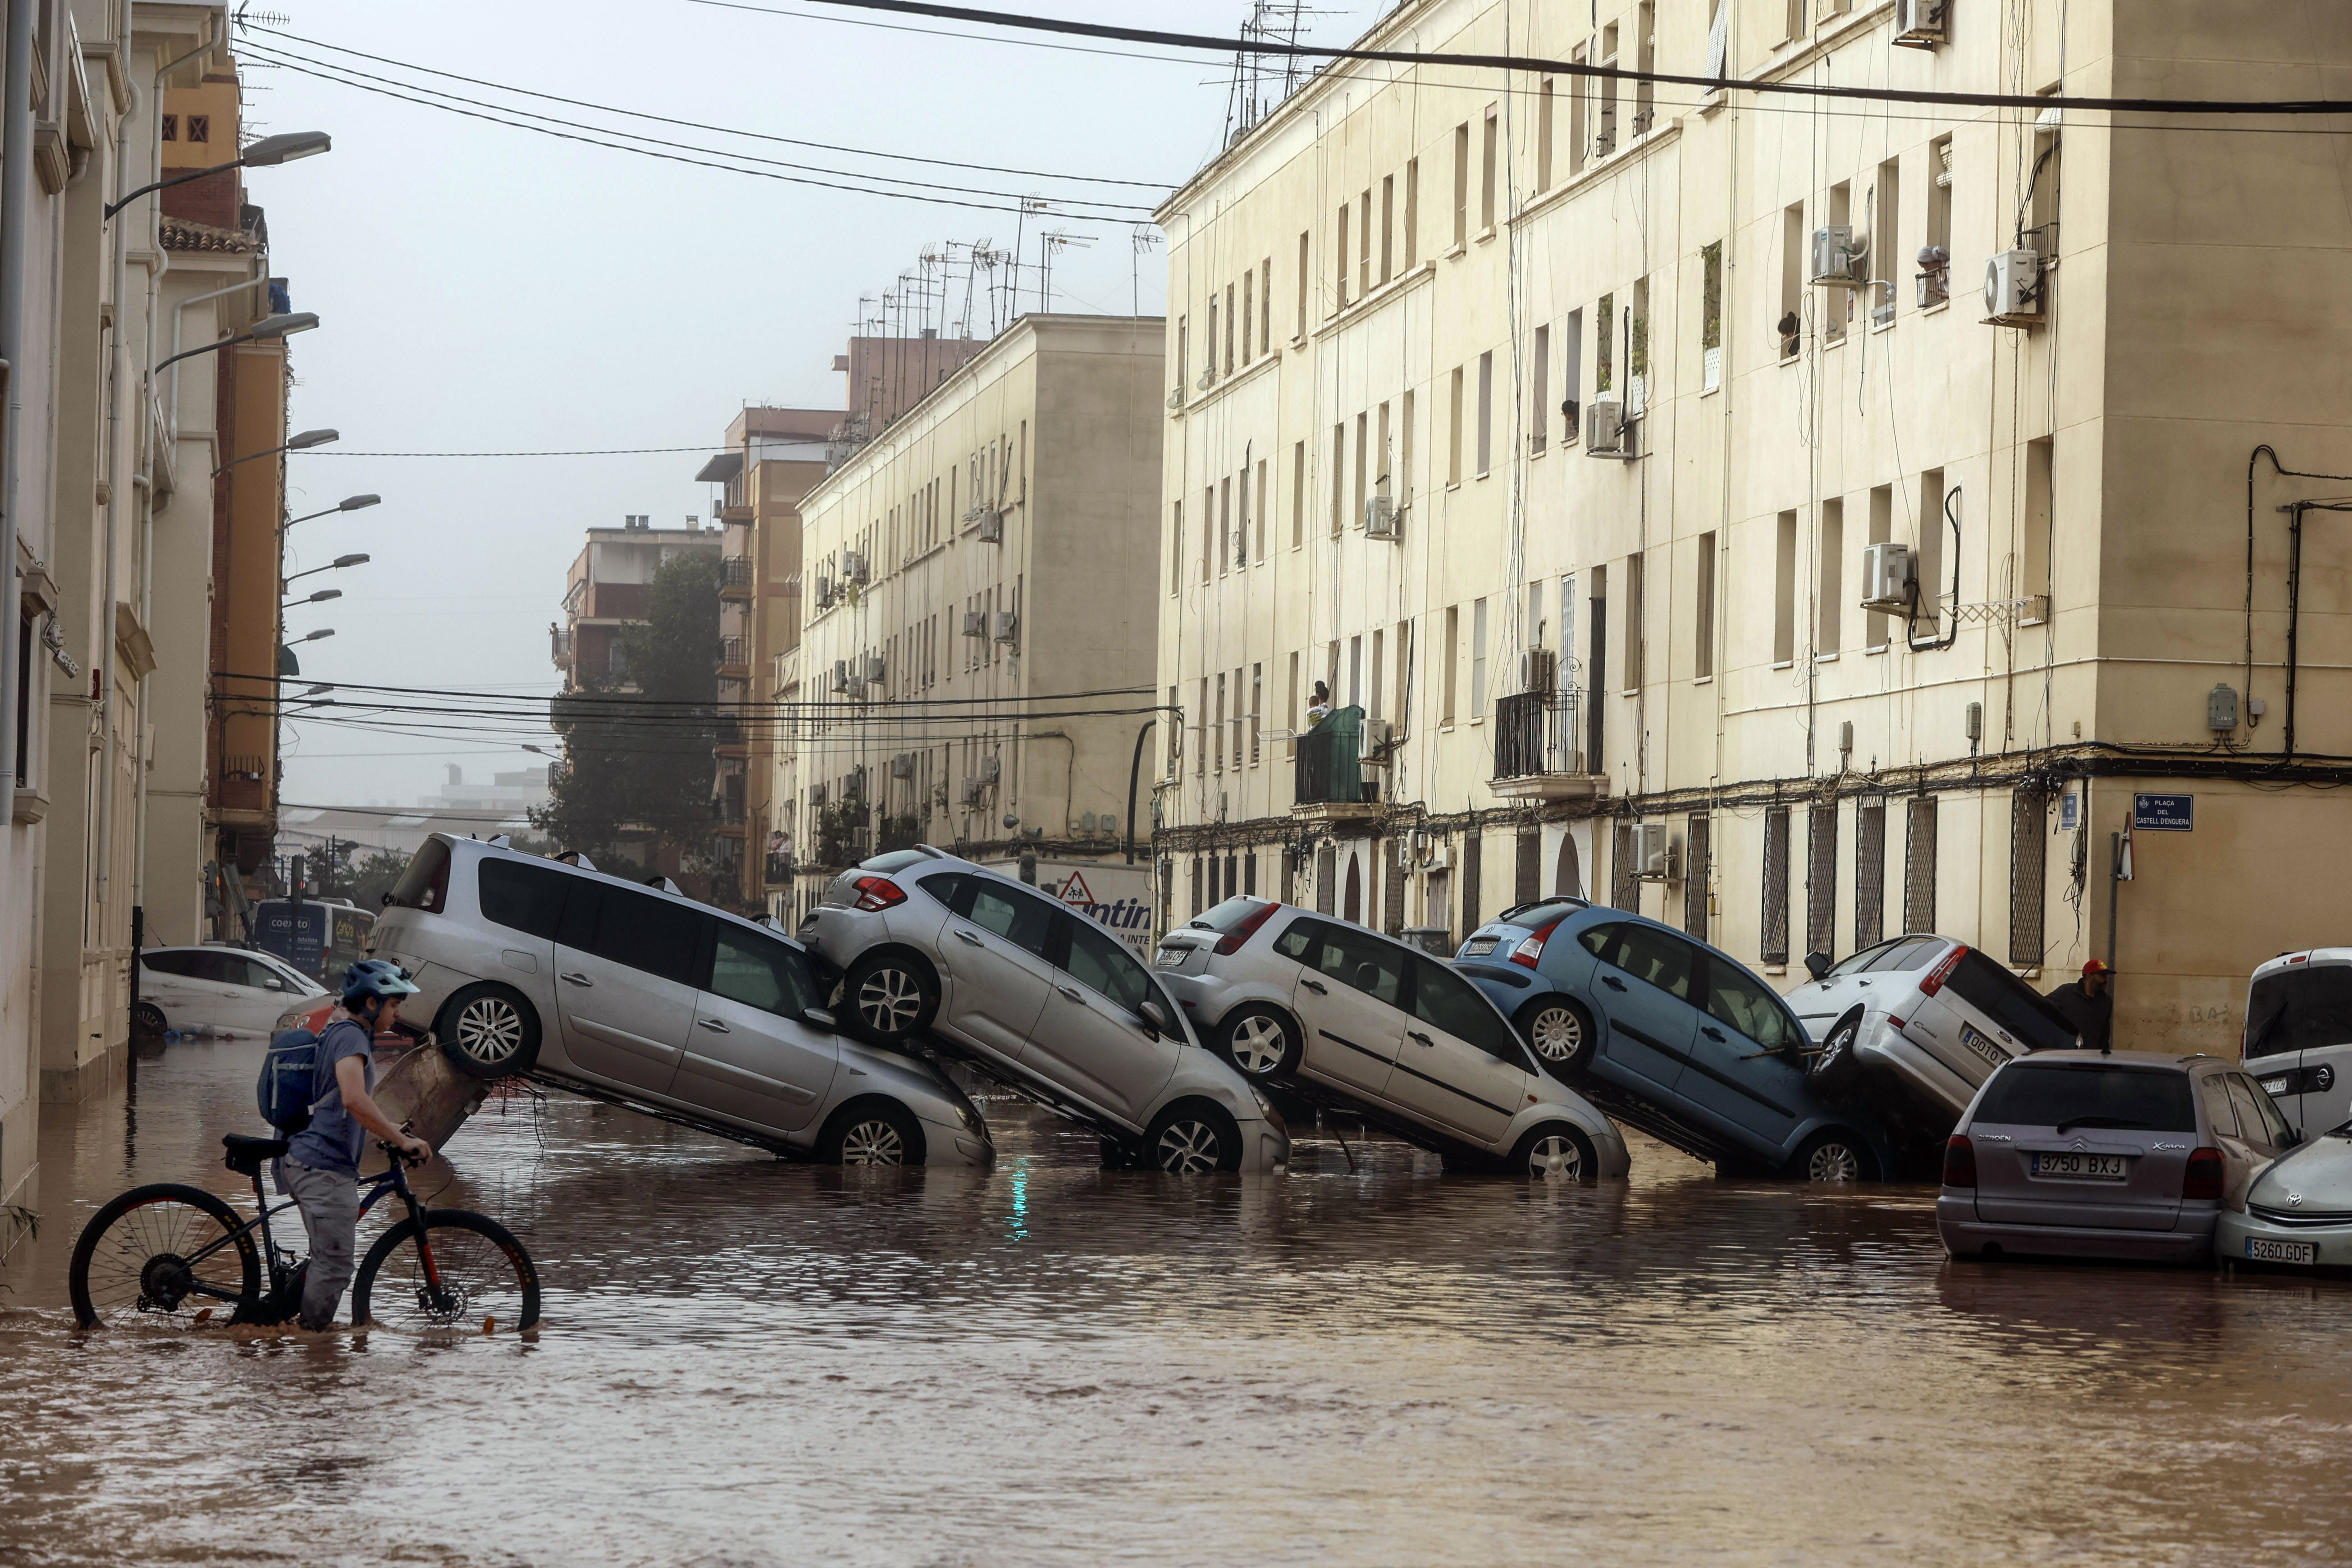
[535,551,719,870]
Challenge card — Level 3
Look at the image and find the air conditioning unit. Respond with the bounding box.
[844,551,871,584]
[1364,494,1400,539]
[975,509,1003,543]
[843,767,866,802]
[978,753,1001,784]
[959,776,985,806]
[831,658,849,692]
[991,611,1018,644]
[1811,225,1867,288]
[1519,647,1557,695]
[890,751,915,779]
[1585,399,1633,459]
[863,655,886,683]
[1234,529,1250,568]
[962,609,985,638]
[1984,248,2041,325]
[1166,386,1185,411]
[1859,541,1915,613]
[1892,0,1950,48]
[1636,822,1675,880]
[808,781,830,805]
[1359,717,1394,757]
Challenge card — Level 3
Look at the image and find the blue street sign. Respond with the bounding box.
[2132,792,2193,832]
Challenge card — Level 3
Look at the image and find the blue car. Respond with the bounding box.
[1455,899,1898,1181]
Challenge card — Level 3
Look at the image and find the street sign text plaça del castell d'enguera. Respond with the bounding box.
[2132,793,2194,832]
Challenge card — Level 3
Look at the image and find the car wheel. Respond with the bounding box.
[844,951,939,1043]
[437,984,542,1079]
[1219,1005,1301,1079]
[1791,1129,1877,1183]
[1517,996,1598,1078]
[132,1002,168,1042]
[818,1101,925,1166]
[1809,1012,1864,1095]
[1511,1122,1598,1182]
[1144,1102,1243,1174]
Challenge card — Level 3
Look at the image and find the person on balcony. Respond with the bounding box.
[1306,680,1332,727]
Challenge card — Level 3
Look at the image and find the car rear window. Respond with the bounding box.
[1187,896,1273,934]
[1947,951,2078,1052]
[1827,935,1940,979]
[1973,1063,2198,1132]
[2245,965,2352,1060]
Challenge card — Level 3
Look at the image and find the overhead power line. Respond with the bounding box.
[791,0,2352,117]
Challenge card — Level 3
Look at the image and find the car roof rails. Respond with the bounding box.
[644,875,685,895]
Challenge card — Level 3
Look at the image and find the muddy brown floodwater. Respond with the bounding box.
[6,1035,2352,1566]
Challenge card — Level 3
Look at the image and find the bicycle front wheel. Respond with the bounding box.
[69,1183,260,1329]
[350,1210,539,1332]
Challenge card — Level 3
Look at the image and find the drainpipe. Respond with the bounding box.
[0,0,36,828]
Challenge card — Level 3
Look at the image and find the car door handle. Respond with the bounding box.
[697,1018,731,1033]
[1301,978,1328,995]
[1700,1026,1726,1042]
[1057,985,1084,1003]
[1601,975,1627,992]
[955,930,984,947]
[1408,1030,1434,1047]
[561,972,593,987]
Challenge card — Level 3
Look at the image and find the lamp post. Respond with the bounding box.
[283,493,378,530]
[282,552,368,591]
[154,309,316,375]
[104,129,331,222]
[284,587,342,609]
[216,426,337,478]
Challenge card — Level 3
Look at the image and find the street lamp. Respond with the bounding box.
[284,587,342,608]
[284,493,379,530]
[154,311,318,375]
[216,426,338,478]
[282,552,368,590]
[105,130,332,221]
[283,628,336,647]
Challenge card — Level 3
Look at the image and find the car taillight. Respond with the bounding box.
[1918,944,1968,997]
[2182,1146,2224,1201]
[1942,1134,1977,1188]
[1213,900,1279,955]
[850,876,906,913]
[1510,919,1564,970]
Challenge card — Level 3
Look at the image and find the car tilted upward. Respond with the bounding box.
[802,849,1288,1175]
[368,835,992,1168]
[1939,1051,2296,1264]
[1151,897,1630,1180]
[1454,901,1894,1180]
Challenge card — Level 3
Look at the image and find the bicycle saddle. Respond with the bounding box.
[222,1133,289,1176]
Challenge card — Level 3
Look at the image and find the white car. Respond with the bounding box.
[801,849,1289,1175]
[2241,948,2352,1138]
[1786,935,2079,1121]
[137,944,328,1037]
[1151,897,1632,1181]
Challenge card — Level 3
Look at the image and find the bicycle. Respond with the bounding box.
[68,1131,540,1332]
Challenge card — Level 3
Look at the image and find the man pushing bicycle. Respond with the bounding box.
[279,960,433,1331]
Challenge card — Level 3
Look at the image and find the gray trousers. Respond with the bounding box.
[280,1157,359,1330]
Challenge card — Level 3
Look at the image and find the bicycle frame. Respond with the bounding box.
[184,1149,444,1320]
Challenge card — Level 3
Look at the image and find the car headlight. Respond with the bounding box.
[956,1101,987,1136]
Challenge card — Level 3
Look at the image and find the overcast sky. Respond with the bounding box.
[260,0,1373,812]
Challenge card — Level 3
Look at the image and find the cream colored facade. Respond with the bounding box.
[1156,0,2352,1052]
[779,314,1162,920]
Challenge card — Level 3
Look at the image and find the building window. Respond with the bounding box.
[2024,437,2054,618]
[1634,3,1656,134]
[1701,241,1724,391]
[1296,230,1311,337]
[1806,804,1837,963]
[187,114,209,143]
[1475,351,1493,477]
[2010,788,2049,964]
[1255,457,1269,560]
[1206,293,1219,381]
[1563,308,1583,442]
[1250,663,1262,764]
[1762,807,1791,966]
[1330,424,1345,536]
[1471,596,1489,717]
[1462,827,1484,932]
[1818,498,1844,656]
[1225,283,1237,373]
[1403,158,1420,268]
[1779,203,1804,357]
[1918,466,1946,632]
[1354,410,1368,529]
[1536,77,1555,192]
[1904,796,1939,933]
[1286,652,1300,758]
[1169,498,1183,594]
[1773,511,1799,665]
[1694,531,1716,679]
[1866,485,1894,649]
[1596,293,1614,393]
[1359,188,1373,297]
[1260,256,1272,348]
[1854,798,1886,949]
[1598,23,1619,157]
[1400,389,1416,504]
[1925,136,1954,304]
[1826,182,1852,343]
[160,114,177,141]
[1335,202,1351,310]
[1202,487,1214,581]
[1176,315,1188,398]
[1219,477,1232,576]
[1379,174,1395,284]
[1623,551,1644,692]
[1530,325,1550,455]
[1684,814,1711,938]
[1874,156,1901,325]
[1570,45,1589,176]
[1448,366,1465,484]
[1452,121,1470,248]
[1291,440,1306,548]
[1480,108,1498,231]
[1442,604,1460,723]
[1612,822,1639,911]
[1241,270,1253,363]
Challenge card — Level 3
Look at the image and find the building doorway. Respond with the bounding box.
[1555,832,1583,899]
[1343,852,1363,923]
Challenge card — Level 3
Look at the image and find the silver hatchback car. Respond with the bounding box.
[369,835,992,1167]
[1152,897,1632,1182]
[1938,1051,2293,1263]
[801,849,1288,1175]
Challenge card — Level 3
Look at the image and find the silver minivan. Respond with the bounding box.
[2242,949,2352,1138]
[369,835,992,1167]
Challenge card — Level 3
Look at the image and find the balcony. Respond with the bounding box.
[720,555,755,598]
[1489,690,1604,800]
[1291,707,1380,825]
[764,852,795,887]
[549,626,573,668]
[718,636,749,677]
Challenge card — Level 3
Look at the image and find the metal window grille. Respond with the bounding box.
[1806,803,1837,962]
[1315,845,1338,914]
[1612,821,1639,911]
[1684,814,1710,937]
[2010,788,2049,965]
[1244,852,1258,896]
[1516,825,1542,905]
[1224,853,1239,902]
[1462,828,1484,932]
[1761,807,1791,965]
[1854,802,1886,948]
[1904,797,1939,934]
[1281,848,1296,904]
[1384,840,1407,935]
[1190,855,1204,918]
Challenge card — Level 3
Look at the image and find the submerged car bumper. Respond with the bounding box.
[915,1112,996,1168]
[1853,1021,1979,1120]
[1937,1193,2215,1262]
[2215,1210,2352,1269]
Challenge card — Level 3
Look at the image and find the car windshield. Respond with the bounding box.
[2245,964,2352,1060]
[1973,1063,2198,1133]
[1188,896,1273,933]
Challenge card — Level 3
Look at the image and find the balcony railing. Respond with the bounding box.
[1293,707,1372,808]
[720,555,754,591]
[1491,690,1590,786]
[764,853,795,886]
[718,636,748,671]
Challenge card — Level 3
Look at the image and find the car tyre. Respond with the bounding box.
[1516,996,1598,1079]
[1511,1122,1599,1182]
[1809,1011,1864,1095]
[437,983,542,1079]
[843,951,939,1044]
[1219,1005,1302,1080]
[1144,1102,1243,1174]
[132,1001,168,1045]
[1790,1129,1877,1183]
[817,1100,925,1166]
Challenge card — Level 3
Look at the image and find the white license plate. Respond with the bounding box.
[1464,938,1498,957]
[2247,1236,2317,1265]
[1154,948,1185,969]
[2032,1152,2129,1180]
[1959,1022,2009,1070]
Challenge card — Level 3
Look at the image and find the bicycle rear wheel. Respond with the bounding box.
[69,1184,260,1329]
[350,1210,539,1332]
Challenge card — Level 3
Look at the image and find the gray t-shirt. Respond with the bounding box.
[286,1016,374,1175]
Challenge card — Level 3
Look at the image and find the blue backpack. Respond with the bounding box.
[257,1028,324,1133]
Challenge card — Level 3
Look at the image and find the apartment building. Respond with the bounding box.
[781,314,1162,926]
[1156,0,2352,1051]
[553,516,723,693]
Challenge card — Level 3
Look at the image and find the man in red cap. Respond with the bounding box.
[2046,959,2114,1051]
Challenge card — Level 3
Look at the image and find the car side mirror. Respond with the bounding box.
[1803,951,1831,981]
[801,1006,837,1033]
[1139,1000,1170,1036]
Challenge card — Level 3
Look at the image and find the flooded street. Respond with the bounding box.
[6,1038,2352,1566]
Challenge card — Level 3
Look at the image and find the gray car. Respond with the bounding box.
[368,835,992,1167]
[1938,1051,2294,1264]
[800,848,1288,1175]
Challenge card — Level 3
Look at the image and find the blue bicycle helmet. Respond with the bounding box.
[342,959,420,1006]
